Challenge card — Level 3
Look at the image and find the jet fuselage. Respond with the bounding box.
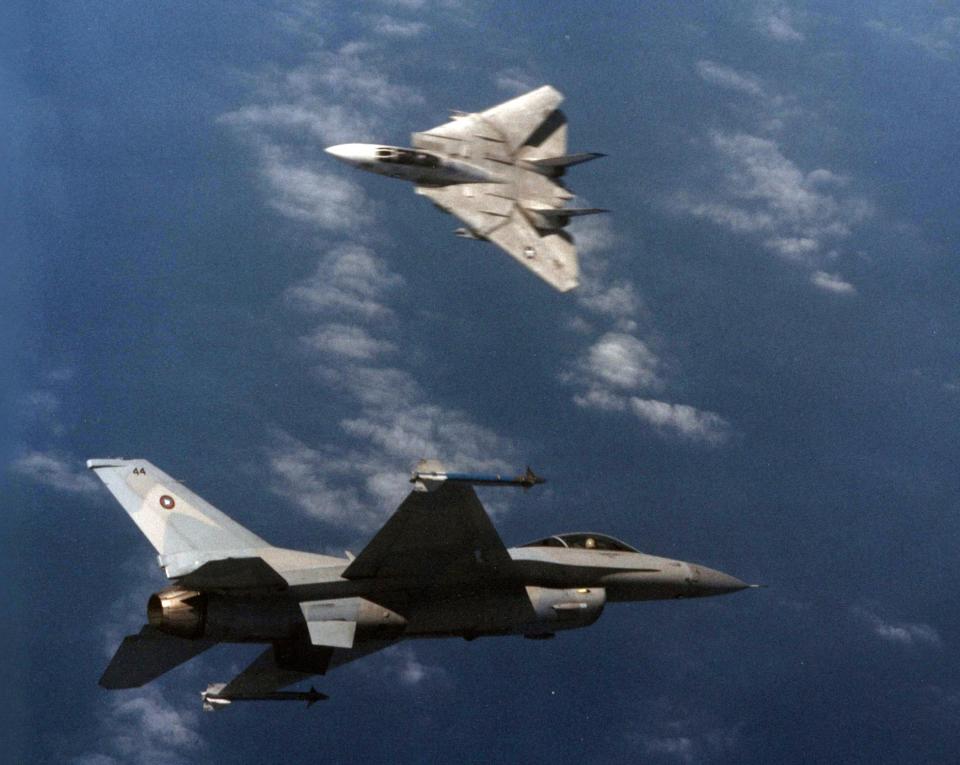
[326,143,502,185]
[148,536,748,645]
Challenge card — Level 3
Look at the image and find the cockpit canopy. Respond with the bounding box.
[519,533,639,552]
[375,147,440,168]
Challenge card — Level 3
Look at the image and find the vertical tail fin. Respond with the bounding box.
[87,458,268,560]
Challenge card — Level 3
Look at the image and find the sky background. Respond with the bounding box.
[5,1,960,762]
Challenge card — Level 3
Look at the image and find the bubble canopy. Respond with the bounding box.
[518,533,639,552]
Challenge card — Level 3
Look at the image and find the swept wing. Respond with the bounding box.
[412,86,586,292]
[342,483,513,582]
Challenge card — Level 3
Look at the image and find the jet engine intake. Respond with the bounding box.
[148,587,206,639]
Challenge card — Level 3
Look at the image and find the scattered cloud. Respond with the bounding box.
[220,15,524,535]
[629,398,731,445]
[684,56,880,296]
[627,696,741,763]
[811,270,856,295]
[279,241,514,525]
[644,736,695,763]
[285,244,404,319]
[260,145,374,232]
[219,30,427,240]
[867,14,960,61]
[385,644,444,686]
[569,212,617,256]
[494,67,540,95]
[753,1,805,42]
[367,15,428,38]
[267,379,513,532]
[581,332,662,391]
[302,323,396,360]
[853,606,942,648]
[695,59,805,135]
[11,450,100,496]
[672,131,871,293]
[70,687,205,765]
[566,326,729,446]
[565,210,730,446]
[696,60,764,97]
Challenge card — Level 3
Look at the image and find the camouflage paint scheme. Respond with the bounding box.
[88,458,751,710]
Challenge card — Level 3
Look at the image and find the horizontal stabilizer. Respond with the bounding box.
[532,207,608,221]
[525,152,605,174]
[175,557,288,591]
[100,626,215,689]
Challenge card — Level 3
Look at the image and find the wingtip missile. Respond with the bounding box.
[201,684,329,712]
[410,462,546,492]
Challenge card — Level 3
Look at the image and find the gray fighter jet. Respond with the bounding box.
[88,458,753,710]
[325,85,605,292]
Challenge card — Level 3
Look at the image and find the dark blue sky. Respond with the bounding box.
[6,1,960,762]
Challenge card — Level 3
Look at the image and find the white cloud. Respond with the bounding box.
[568,212,617,256]
[811,270,856,295]
[386,644,443,686]
[765,236,819,260]
[629,398,730,445]
[631,698,741,763]
[582,332,662,391]
[271,244,512,533]
[266,378,514,531]
[70,686,204,765]
[696,60,764,97]
[753,1,804,42]
[494,67,540,95]
[674,132,872,268]
[266,431,378,529]
[286,244,404,319]
[220,101,376,146]
[219,34,427,242]
[367,15,428,37]
[21,390,60,417]
[572,387,628,413]
[867,15,960,61]
[644,736,695,763]
[854,607,942,648]
[302,323,396,360]
[564,202,731,446]
[260,145,374,232]
[11,450,100,495]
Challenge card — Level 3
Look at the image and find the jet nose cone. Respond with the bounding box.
[324,143,374,164]
[692,565,750,597]
[325,144,351,160]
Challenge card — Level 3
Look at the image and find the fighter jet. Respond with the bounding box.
[88,458,754,710]
[325,85,605,292]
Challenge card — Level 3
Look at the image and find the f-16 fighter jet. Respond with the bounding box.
[88,458,754,710]
[325,85,605,292]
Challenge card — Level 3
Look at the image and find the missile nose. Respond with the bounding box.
[691,565,750,597]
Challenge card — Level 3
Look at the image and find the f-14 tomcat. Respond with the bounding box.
[325,85,605,292]
[89,458,754,710]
